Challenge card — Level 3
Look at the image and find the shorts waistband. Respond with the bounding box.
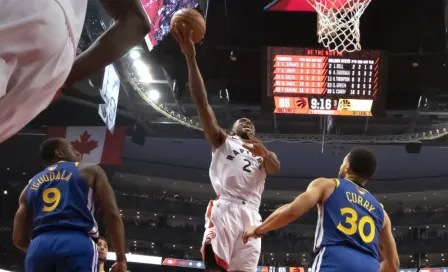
[217,195,259,211]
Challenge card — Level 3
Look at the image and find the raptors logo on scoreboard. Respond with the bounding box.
[295,97,307,108]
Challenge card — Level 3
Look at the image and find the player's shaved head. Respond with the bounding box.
[39,138,64,165]
[39,138,80,166]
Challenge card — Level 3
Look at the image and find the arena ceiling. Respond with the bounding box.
[19,0,448,138]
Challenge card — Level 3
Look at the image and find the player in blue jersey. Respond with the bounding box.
[243,148,399,272]
[12,138,127,272]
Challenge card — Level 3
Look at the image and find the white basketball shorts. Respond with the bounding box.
[201,195,262,272]
[0,0,76,142]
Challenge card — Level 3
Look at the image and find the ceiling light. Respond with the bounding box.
[119,210,122,212]
[173,245,176,248]
[409,227,412,229]
[148,89,160,101]
[173,216,175,218]
[6,168,9,170]
[137,212,140,214]
[3,190,7,195]
[286,254,289,256]
[134,241,136,243]
[133,59,152,83]
[23,172,26,175]
[442,254,445,256]
[444,225,446,228]
[190,246,193,249]
[154,214,157,216]
[189,217,192,220]
[137,216,139,218]
[130,50,141,60]
[120,213,122,216]
[408,194,411,197]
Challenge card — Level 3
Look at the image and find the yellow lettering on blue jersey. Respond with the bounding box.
[345,191,375,213]
[30,170,74,191]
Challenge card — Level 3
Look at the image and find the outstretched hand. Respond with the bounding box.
[172,23,196,59]
[242,132,269,157]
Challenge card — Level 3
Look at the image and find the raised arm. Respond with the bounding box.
[64,0,150,86]
[13,186,31,252]
[379,211,399,272]
[172,23,226,149]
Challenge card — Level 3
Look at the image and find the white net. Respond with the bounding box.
[307,0,371,53]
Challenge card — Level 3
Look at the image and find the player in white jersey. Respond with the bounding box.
[0,0,150,142]
[173,24,281,272]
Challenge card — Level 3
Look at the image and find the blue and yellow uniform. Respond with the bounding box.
[25,161,99,272]
[312,178,384,272]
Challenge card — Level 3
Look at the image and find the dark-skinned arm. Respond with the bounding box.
[254,178,331,235]
[185,55,226,148]
[90,165,126,263]
[173,23,226,149]
[263,151,280,176]
[64,0,150,86]
[13,186,32,252]
[379,212,400,272]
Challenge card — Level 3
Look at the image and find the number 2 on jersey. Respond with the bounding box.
[242,159,251,173]
[336,207,375,243]
[42,188,61,212]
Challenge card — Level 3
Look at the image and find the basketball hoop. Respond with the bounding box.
[307,0,371,53]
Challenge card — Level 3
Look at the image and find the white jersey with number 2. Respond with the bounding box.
[209,135,266,208]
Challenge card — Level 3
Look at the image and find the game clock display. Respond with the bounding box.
[267,47,382,116]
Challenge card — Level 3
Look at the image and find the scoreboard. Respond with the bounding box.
[266,47,382,116]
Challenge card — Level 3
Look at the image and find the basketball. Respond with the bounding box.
[170,8,206,43]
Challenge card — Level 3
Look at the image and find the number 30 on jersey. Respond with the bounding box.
[336,207,375,243]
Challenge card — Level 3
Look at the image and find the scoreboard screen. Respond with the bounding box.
[266,47,382,116]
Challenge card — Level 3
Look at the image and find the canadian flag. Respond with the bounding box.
[47,126,125,165]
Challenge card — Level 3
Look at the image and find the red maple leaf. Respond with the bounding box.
[71,131,99,160]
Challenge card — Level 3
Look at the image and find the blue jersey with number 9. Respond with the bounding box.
[313,178,384,260]
[25,161,98,239]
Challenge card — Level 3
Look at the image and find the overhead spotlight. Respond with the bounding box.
[229,50,236,61]
[3,190,7,195]
[133,59,152,83]
[148,89,160,101]
[130,50,141,60]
